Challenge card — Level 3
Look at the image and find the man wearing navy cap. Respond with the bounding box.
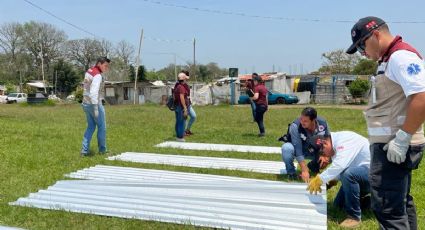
[347,16,425,229]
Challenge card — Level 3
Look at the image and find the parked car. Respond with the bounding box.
[238,90,299,104]
[6,93,27,104]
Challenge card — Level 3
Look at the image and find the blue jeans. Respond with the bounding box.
[81,103,106,154]
[281,143,297,175]
[281,142,320,175]
[186,106,196,131]
[334,166,370,220]
[254,104,267,134]
[175,105,186,138]
[250,100,256,121]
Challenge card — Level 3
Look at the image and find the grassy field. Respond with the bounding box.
[0,103,423,229]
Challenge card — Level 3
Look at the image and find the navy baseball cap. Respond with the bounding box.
[346,16,386,54]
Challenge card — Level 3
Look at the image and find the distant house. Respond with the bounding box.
[26,81,53,94]
[104,81,171,105]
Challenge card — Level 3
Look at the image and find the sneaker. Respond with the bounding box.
[99,150,110,155]
[258,133,265,137]
[176,138,186,142]
[339,217,361,228]
[80,151,89,157]
[185,130,193,135]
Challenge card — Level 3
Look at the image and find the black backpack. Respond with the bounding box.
[278,123,292,142]
[166,89,176,111]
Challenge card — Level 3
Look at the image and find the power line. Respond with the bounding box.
[142,0,425,24]
[22,0,191,43]
[23,0,98,37]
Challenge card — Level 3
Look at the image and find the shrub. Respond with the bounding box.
[348,78,370,99]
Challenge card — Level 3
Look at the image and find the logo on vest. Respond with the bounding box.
[300,133,307,141]
[318,125,325,132]
[407,63,421,75]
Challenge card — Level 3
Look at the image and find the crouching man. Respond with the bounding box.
[307,131,371,228]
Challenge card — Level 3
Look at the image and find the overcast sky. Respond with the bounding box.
[1,0,425,74]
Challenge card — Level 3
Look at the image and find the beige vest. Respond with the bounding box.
[365,73,425,145]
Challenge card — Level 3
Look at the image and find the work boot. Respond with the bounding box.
[339,216,361,228]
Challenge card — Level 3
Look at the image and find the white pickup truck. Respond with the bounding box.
[6,93,27,103]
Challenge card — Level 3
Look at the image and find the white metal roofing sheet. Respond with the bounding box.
[108,152,292,174]
[11,165,326,230]
[155,141,282,154]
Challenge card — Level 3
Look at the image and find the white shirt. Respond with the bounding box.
[319,131,370,184]
[385,50,425,97]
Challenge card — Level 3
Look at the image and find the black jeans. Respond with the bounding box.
[370,143,424,230]
[254,104,267,134]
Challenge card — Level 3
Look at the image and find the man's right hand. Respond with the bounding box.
[300,170,310,183]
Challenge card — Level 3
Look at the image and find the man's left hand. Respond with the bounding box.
[383,129,411,164]
[307,175,322,195]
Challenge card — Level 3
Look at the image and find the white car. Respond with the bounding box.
[6,93,27,103]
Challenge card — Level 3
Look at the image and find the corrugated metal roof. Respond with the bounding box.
[108,152,291,174]
[156,141,281,154]
[11,165,326,230]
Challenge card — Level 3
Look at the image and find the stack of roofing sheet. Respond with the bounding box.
[11,165,326,230]
[107,152,291,174]
[155,141,282,154]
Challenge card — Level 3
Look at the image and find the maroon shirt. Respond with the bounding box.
[254,84,268,106]
[174,83,189,107]
[182,83,192,105]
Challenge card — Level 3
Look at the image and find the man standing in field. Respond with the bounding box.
[80,57,110,156]
[346,16,425,229]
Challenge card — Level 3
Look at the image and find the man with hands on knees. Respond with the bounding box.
[80,57,110,156]
[307,131,371,228]
[346,16,425,229]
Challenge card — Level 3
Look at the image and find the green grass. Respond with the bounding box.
[0,103,423,229]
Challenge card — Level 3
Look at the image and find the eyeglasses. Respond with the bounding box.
[356,33,373,54]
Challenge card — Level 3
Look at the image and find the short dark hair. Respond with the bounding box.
[301,107,317,120]
[252,72,259,77]
[180,70,190,76]
[96,57,111,64]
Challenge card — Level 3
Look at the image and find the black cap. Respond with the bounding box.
[346,16,386,54]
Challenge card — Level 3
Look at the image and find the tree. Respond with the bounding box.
[319,49,361,74]
[99,39,113,58]
[348,78,370,99]
[114,40,134,66]
[352,58,377,75]
[0,22,24,62]
[129,65,146,82]
[21,21,67,78]
[65,38,102,71]
[52,59,79,97]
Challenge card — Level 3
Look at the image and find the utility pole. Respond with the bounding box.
[40,41,46,93]
[193,37,196,82]
[134,29,144,104]
[174,53,177,82]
